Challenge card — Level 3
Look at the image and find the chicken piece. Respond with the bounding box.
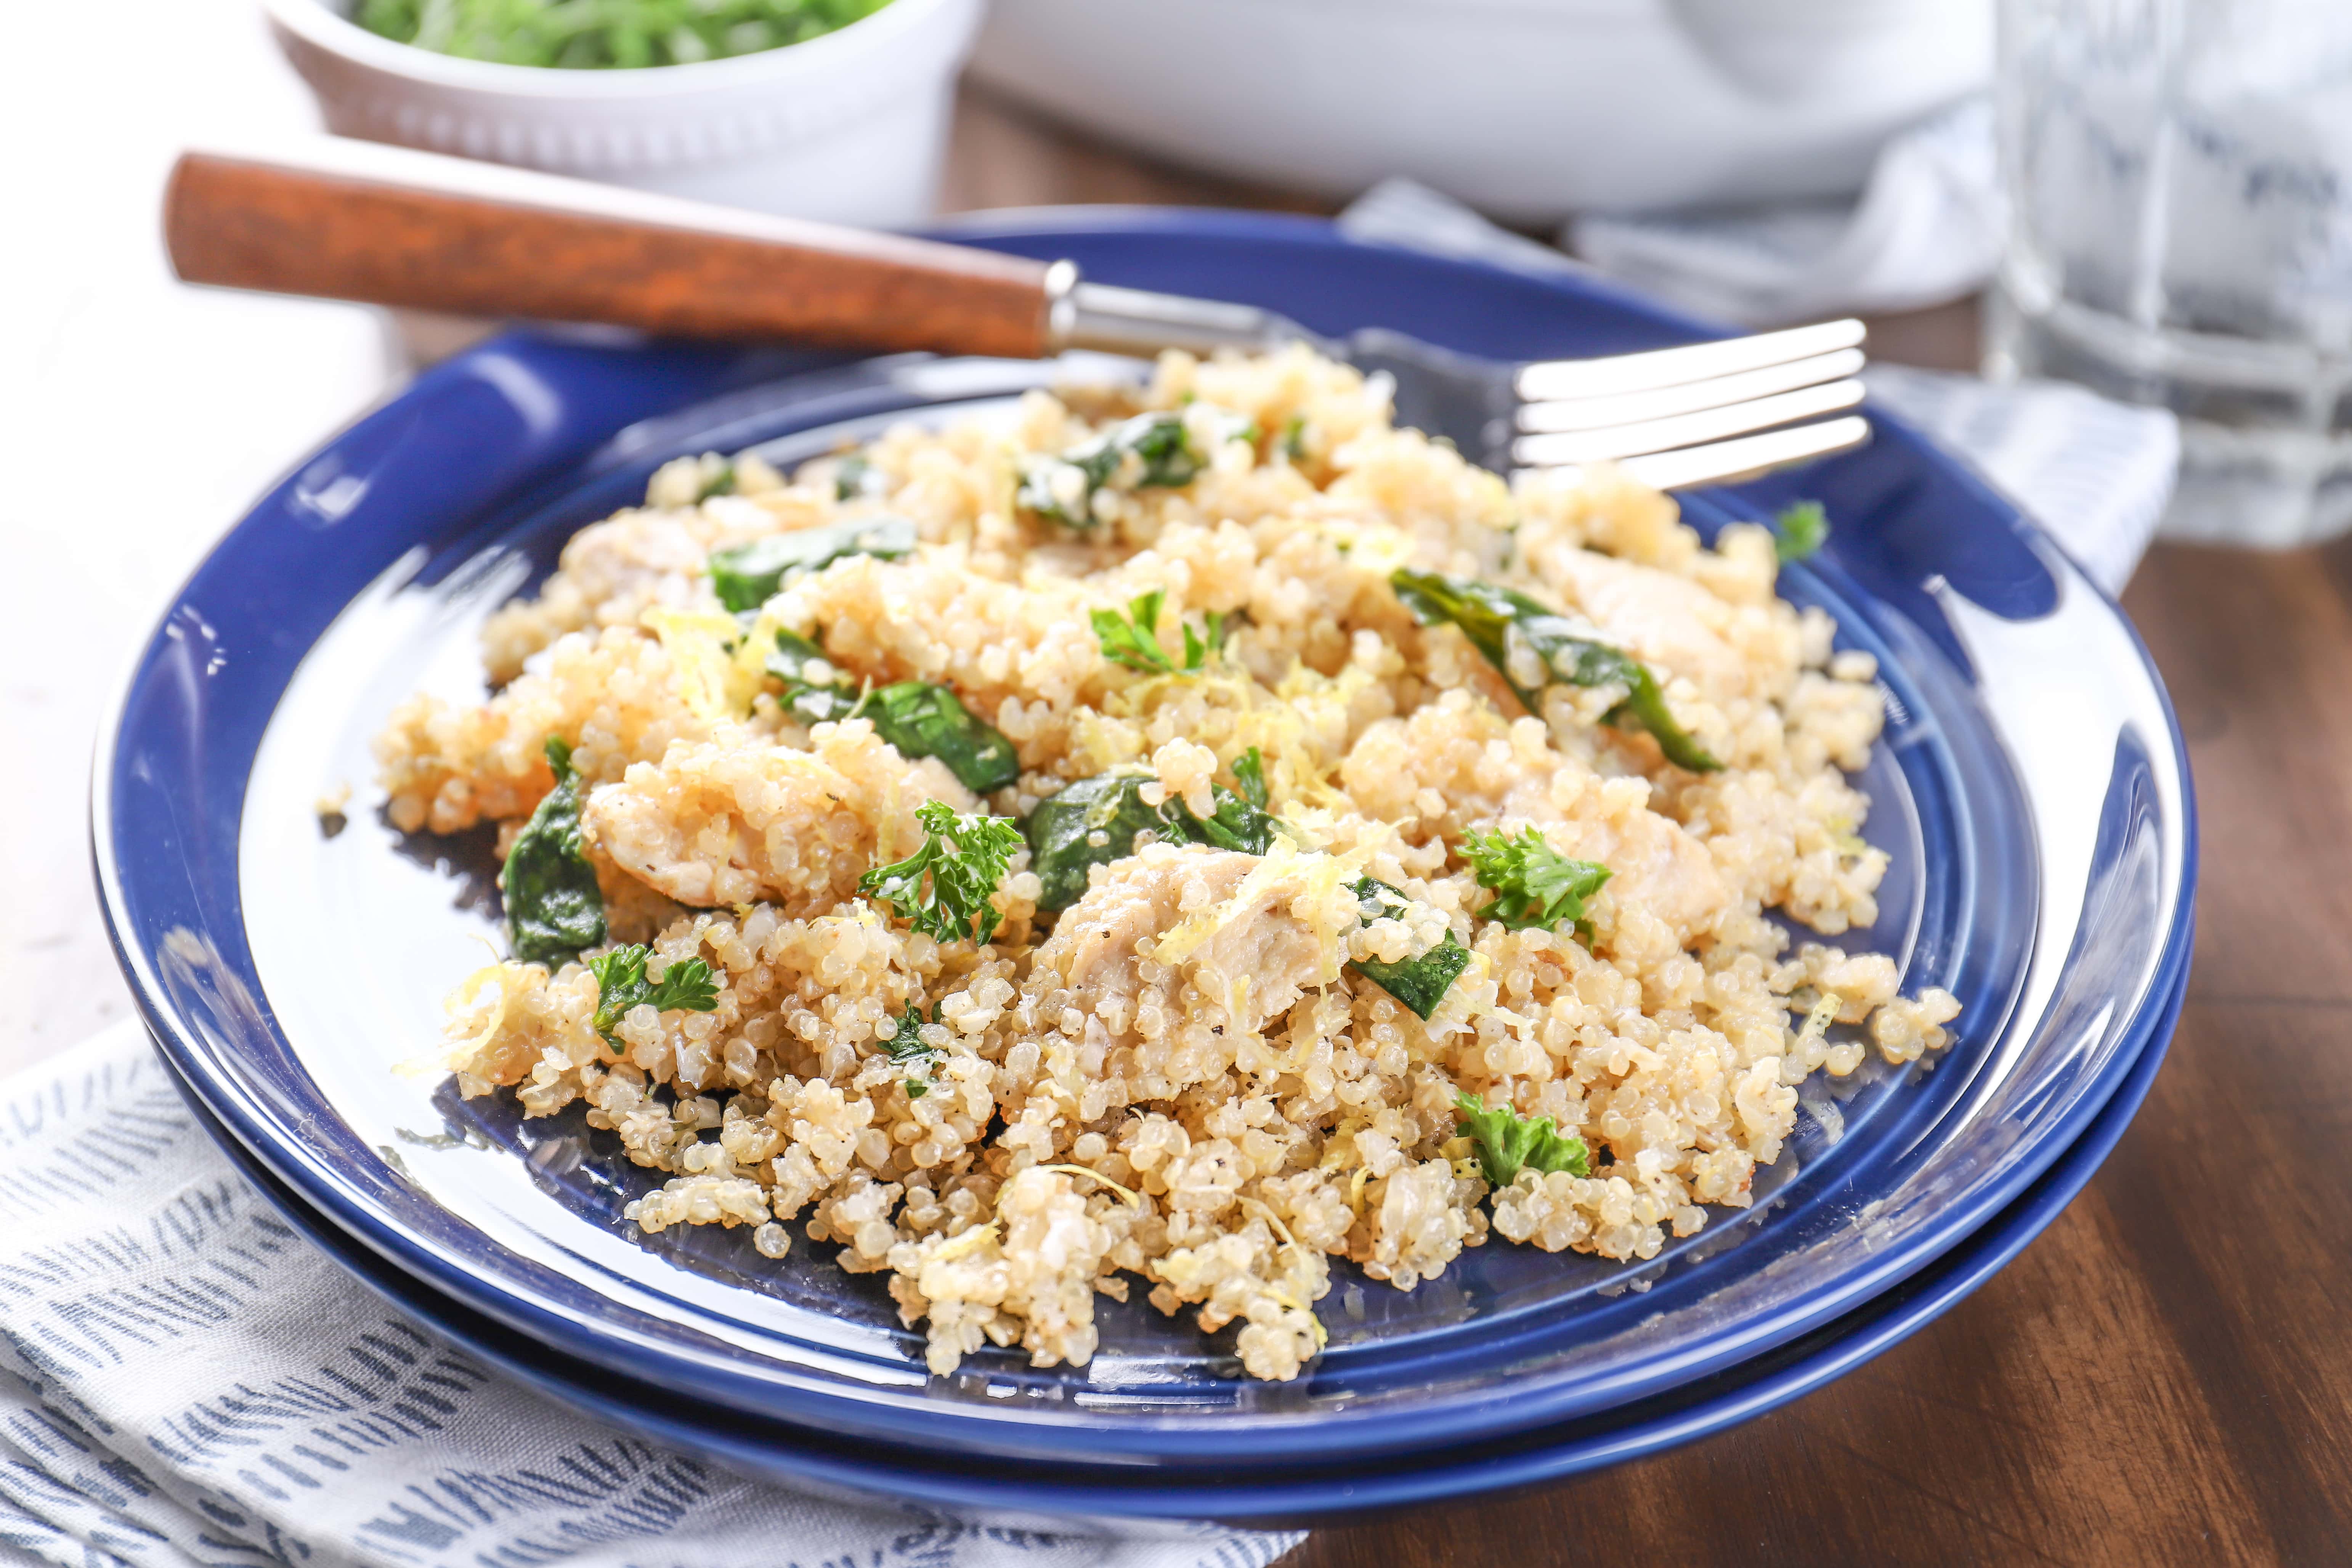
[1033,841,1361,1040]
[583,723,974,912]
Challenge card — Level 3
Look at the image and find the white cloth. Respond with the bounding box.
[0,1024,1300,1568]
[1338,178,2177,594]
[1566,99,2006,328]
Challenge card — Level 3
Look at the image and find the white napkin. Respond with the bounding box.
[1337,178,2177,594]
[0,1024,1300,1568]
[1566,99,2007,328]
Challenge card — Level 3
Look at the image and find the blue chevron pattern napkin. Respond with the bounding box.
[0,1024,1301,1568]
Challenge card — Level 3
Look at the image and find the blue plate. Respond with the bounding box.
[96,211,2195,1472]
[156,926,2187,1521]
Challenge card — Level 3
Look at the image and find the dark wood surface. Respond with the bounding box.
[945,85,2352,1568]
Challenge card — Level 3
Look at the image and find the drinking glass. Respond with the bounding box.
[1988,0,2352,546]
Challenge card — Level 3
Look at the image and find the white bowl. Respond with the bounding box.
[265,0,982,224]
[968,0,1990,220]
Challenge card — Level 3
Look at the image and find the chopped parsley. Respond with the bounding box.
[1091,590,1221,676]
[1774,499,1829,564]
[1391,568,1720,773]
[503,737,605,966]
[885,1003,941,1096]
[587,945,720,1044]
[1231,746,1269,810]
[860,800,1024,947]
[1454,1093,1590,1186]
[1459,826,1611,936]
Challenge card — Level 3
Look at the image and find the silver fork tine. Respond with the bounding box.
[1516,347,1866,433]
[1516,416,1873,491]
[1512,380,1865,467]
[1515,319,1867,403]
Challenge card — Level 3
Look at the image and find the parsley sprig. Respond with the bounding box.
[587,945,720,1043]
[860,800,1024,947]
[885,1004,942,1098]
[1459,827,1612,936]
[1774,500,1829,563]
[1091,590,1222,676]
[1455,1093,1591,1186]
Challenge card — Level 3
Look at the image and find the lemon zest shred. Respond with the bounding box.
[1038,1164,1146,1210]
[1150,833,1370,989]
[1264,1286,1329,1350]
[642,605,760,722]
[931,1221,1001,1263]
[406,954,528,1079]
[1237,1194,1300,1252]
[1798,991,1844,1043]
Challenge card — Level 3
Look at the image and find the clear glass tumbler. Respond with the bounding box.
[1988,0,2352,546]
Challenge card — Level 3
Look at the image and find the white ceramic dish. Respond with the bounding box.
[967,0,1990,219]
[264,0,980,224]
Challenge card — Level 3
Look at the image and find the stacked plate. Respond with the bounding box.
[95,213,2195,1523]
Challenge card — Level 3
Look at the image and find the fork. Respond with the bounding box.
[164,136,1868,490]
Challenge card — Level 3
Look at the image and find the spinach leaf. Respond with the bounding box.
[765,628,863,724]
[1348,877,1471,1020]
[1454,1093,1590,1185]
[504,737,605,966]
[1023,769,1278,911]
[1120,412,1206,489]
[708,516,917,613]
[587,944,720,1044]
[866,682,1020,793]
[1023,772,1184,912]
[1015,442,1124,529]
[1390,569,1720,773]
[765,629,1016,791]
[1016,411,1243,529]
[1188,781,1277,855]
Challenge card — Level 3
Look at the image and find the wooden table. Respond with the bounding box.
[947,87,2352,1568]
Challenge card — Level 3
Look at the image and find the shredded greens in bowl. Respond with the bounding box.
[354,0,892,69]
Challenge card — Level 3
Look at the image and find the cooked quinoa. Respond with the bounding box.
[381,346,1959,1383]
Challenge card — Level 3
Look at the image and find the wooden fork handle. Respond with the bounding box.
[164,137,1065,358]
